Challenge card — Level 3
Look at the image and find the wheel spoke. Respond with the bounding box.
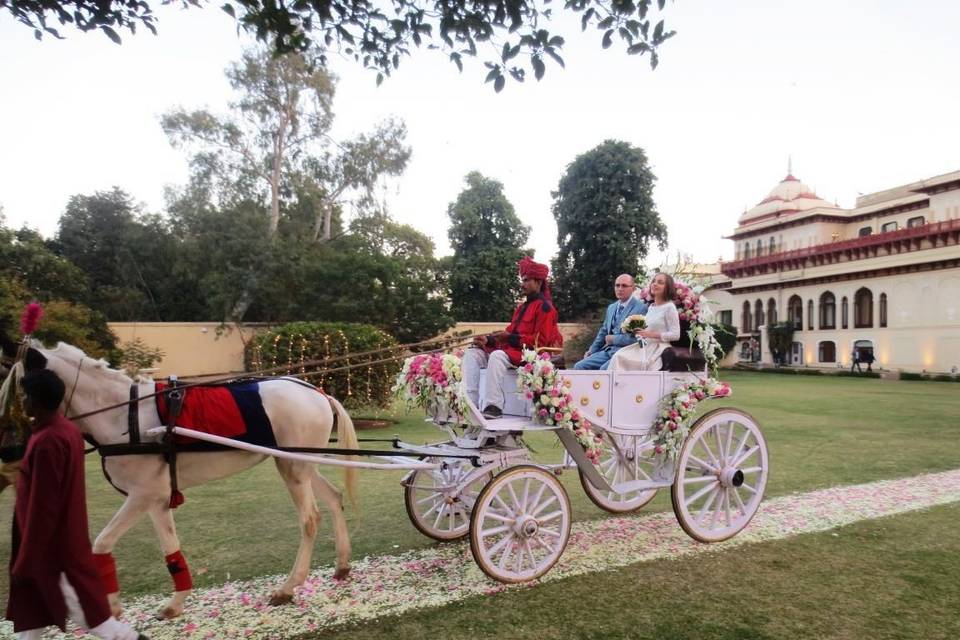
[699,434,721,468]
[729,428,751,469]
[481,524,511,537]
[723,421,735,463]
[740,482,757,495]
[732,445,759,468]
[531,533,556,554]
[493,494,515,517]
[684,478,719,508]
[497,538,514,571]
[695,486,720,525]
[714,425,725,465]
[507,481,521,512]
[723,489,732,528]
[740,466,763,474]
[415,491,443,506]
[688,454,717,473]
[732,486,747,515]
[483,508,514,523]
[538,526,562,538]
[683,474,717,486]
[538,510,564,524]
[520,478,531,513]
[432,504,446,530]
[529,494,558,518]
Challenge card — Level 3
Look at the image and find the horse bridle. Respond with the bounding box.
[63,355,85,418]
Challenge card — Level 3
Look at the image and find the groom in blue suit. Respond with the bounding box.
[574,274,649,370]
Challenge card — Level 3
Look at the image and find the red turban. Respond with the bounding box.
[518,256,549,280]
[518,256,553,304]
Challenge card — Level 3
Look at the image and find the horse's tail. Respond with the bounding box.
[327,395,358,508]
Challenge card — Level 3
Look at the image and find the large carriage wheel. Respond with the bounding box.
[404,458,492,541]
[671,408,769,543]
[469,465,572,583]
[579,431,659,513]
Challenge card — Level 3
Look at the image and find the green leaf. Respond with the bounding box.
[601,29,613,49]
[532,56,545,81]
[494,75,505,92]
[485,67,500,83]
[220,3,235,19]
[101,25,122,44]
[545,47,565,68]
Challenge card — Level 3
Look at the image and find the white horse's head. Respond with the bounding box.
[0,335,133,444]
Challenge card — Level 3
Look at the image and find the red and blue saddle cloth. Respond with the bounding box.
[154,382,276,447]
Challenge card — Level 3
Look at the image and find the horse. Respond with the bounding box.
[0,335,358,619]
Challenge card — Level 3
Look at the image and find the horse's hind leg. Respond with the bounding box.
[91,495,154,618]
[271,459,323,606]
[147,506,193,619]
[310,469,351,580]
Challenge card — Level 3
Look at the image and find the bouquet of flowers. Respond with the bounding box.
[620,314,647,333]
[516,349,605,464]
[392,351,467,421]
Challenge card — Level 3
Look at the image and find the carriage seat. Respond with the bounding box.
[662,319,706,372]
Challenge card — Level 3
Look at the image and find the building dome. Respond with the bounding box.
[737,173,837,226]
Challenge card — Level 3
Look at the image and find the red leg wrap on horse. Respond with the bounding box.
[92,552,120,594]
[165,550,193,591]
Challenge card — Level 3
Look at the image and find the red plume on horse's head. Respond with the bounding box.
[20,302,43,337]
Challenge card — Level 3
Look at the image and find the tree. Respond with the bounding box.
[550,139,667,319]
[446,172,529,321]
[4,0,676,89]
[162,47,409,241]
[0,215,116,359]
[54,188,193,321]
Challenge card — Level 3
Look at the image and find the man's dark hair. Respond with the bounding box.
[21,369,65,411]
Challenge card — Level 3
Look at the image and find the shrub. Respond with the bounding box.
[247,322,400,409]
[833,370,881,379]
[899,372,925,381]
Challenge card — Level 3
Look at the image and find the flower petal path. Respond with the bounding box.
[9,469,960,639]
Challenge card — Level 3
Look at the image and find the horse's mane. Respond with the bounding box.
[36,340,134,384]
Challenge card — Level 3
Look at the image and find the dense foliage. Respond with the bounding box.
[4,0,676,89]
[446,172,530,321]
[550,139,667,319]
[247,321,400,408]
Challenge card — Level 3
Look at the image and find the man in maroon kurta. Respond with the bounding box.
[463,256,564,418]
[6,369,145,640]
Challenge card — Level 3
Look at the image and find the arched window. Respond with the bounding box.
[769,236,776,254]
[743,243,751,259]
[807,300,814,330]
[907,216,925,228]
[755,299,764,330]
[880,293,888,327]
[756,240,763,256]
[819,292,836,329]
[841,296,849,329]
[788,295,803,330]
[818,341,836,363]
[741,301,752,333]
[855,287,873,328]
[767,298,777,325]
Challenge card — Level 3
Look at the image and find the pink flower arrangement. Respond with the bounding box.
[515,349,605,464]
[393,351,467,420]
[639,279,702,324]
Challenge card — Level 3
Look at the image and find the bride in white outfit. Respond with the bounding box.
[608,272,681,371]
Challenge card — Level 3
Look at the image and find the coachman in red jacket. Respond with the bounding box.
[463,256,563,419]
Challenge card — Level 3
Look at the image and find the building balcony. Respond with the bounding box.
[721,218,960,278]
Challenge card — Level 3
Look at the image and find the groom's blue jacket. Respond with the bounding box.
[587,297,649,356]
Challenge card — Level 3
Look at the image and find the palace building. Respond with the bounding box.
[709,168,960,373]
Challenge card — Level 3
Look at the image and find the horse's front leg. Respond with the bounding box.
[147,506,193,619]
[91,495,154,619]
[270,460,323,606]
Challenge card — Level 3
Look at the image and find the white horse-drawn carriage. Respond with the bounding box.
[398,361,769,583]
[1,329,767,619]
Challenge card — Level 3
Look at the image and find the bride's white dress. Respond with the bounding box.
[608,301,681,371]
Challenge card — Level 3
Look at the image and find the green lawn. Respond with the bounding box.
[1,372,958,638]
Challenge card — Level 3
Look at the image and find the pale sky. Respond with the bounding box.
[1,0,959,267]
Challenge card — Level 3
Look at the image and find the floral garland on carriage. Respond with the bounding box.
[392,349,605,464]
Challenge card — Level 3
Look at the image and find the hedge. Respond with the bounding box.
[247,321,401,408]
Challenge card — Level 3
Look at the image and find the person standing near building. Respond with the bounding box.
[5,369,147,640]
[851,349,862,373]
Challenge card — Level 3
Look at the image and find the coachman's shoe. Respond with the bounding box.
[482,405,503,419]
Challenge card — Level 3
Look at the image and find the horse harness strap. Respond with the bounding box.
[163,380,186,509]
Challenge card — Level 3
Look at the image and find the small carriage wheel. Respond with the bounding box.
[671,408,769,543]
[469,465,572,583]
[579,430,659,513]
[404,458,492,541]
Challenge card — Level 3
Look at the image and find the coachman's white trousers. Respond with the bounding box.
[15,573,140,640]
[462,348,513,411]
